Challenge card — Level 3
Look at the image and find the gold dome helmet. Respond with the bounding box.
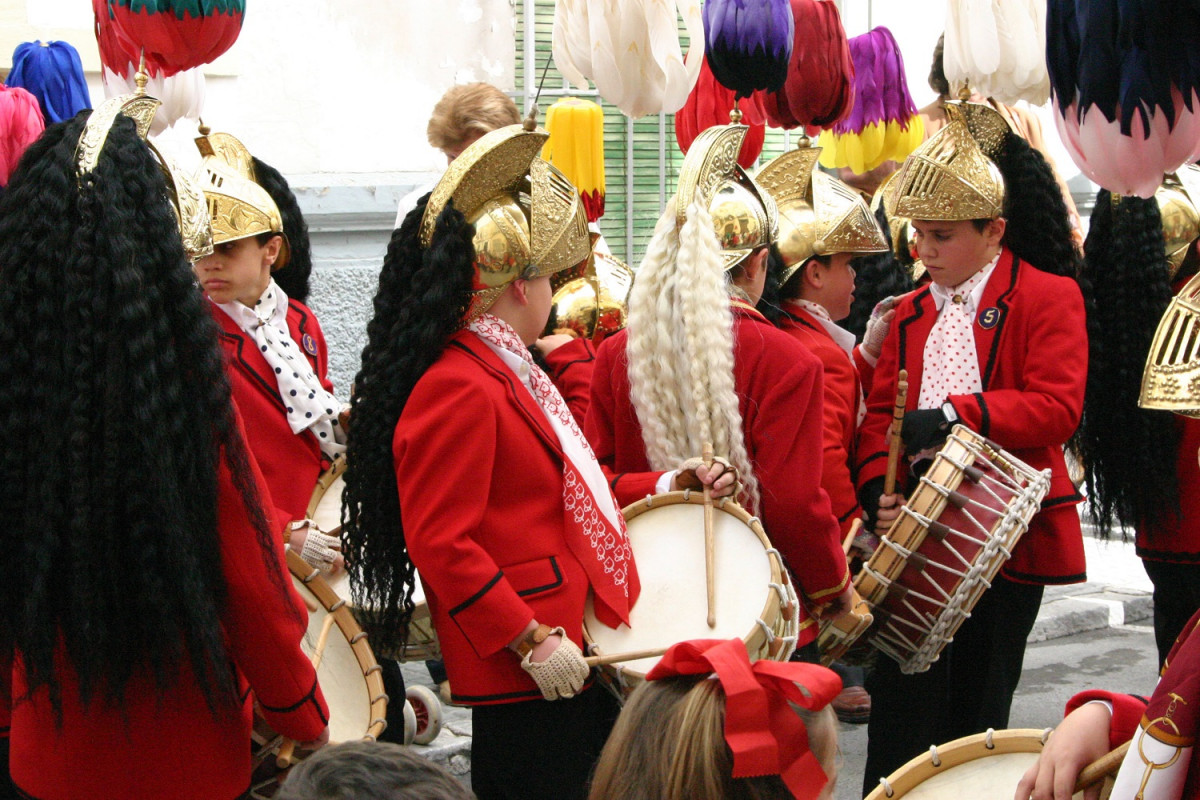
[888,102,1007,223]
[420,121,591,322]
[194,129,290,270]
[871,170,919,269]
[76,75,212,263]
[756,145,888,286]
[675,124,778,272]
[1138,165,1200,416]
[548,231,634,343]
[1157,165,1200,279]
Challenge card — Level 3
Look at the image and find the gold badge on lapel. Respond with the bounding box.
[978,307,1001,330]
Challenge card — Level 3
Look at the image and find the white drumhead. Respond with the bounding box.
[291,576,371,744]
[585,500,771,676]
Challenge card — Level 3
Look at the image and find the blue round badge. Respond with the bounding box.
[977,307,1001,330]
[302,333,318,356]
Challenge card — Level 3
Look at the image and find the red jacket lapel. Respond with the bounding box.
[896,286,937,409]
[971,248,1021,390]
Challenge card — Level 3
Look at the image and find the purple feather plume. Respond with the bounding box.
[830,27,917,134]
[704,0,795,98]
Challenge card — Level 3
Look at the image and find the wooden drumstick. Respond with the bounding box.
[585,647,669,667]
[703,442,716,629]
[884,369,909,496]
[1074,741,1131,792]
[842,518,863,557]
[276,614,338,768]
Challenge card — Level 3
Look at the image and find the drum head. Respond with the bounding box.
[864,729,1083,800]
[585,494,774,677]
[307,457,347,536]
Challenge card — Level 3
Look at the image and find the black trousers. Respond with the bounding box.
[861,575,1044,796]
[471,685,620,800]
[1142,559,1200,667]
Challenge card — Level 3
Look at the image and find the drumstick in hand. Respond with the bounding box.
[585,647,669,667]
[703,442,716,628]
[1075,741,1131,793]
[842,518,863,557]
[884,369,909,496]
[276,614,338,768]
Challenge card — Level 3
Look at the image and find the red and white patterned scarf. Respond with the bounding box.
[918,255,999,410]
[469,314,638,627]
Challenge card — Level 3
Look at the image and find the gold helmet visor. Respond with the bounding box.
[195,131,289,270]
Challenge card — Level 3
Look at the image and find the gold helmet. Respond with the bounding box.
[1157,166,1200,279]
[889,102,1006,222]
[76,73,212,263]
[1140,270,1200,417]
[420,121,591,322]
[871,170,926,281]
[675,124,778,272]
[194,129,289,270]
[757,145,888,285]
[548,232,634,342]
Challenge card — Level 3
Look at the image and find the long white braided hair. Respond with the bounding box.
[626,197,761,513]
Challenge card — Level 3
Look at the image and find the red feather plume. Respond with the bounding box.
[93,0,244,77]
[676,57,767,169]
[762,0,854,132]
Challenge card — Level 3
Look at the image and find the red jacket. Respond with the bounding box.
[7,414,328,800]
[778,304,864,535]
[394,330,661,705]
[856,249,1088,584]
[586,303,851,646]
[210,299,335,526]
[542,336,596,429]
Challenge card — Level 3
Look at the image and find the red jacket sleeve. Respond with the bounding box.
[395,372,537,660]
[1065,690,1147,751]
[817,347,863,534]
[856,303,906,490]
[751,351,851,604]
[217,435,328,742]
[543,337,595,429]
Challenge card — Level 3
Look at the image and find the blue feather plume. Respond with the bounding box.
[7,41,91,125]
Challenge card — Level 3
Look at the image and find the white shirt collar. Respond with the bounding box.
[929,253,1001,314]
[790,300,858,358]
[475,331,535,392]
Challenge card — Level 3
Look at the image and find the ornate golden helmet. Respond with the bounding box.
[871,171,926,281]
[76,75,212,263]
[675,124,778,272]
[420,121,591,321]
[548,232,634,342]
[889,102,1006,222]
[194,129,289,270]
[757,146,888,285]
[1140,271,1200,416]
[1157,166,1200,279]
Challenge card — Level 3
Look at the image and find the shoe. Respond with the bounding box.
[832,685,871,724]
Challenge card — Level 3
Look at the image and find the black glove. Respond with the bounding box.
[901,408,953,452]
[858,476,887,529]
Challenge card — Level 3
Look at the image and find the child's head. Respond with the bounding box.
[278,740,475,800]
[588,639,841,800]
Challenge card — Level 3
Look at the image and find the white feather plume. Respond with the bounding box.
[945,0,1049,105]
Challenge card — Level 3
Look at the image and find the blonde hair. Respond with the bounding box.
[626,199,761,512]
[589,677,838,800]
[426,83,521,152]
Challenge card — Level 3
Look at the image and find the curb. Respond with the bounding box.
[1029,583,1153,644]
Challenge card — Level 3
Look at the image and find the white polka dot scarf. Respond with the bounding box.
[214,280,346,460]
[918,256,1000,411]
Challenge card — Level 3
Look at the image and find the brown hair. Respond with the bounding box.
[426,83,521,152]
[588,677,838,800]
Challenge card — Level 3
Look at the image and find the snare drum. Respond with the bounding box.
[864,728,1090,799]
[309,457,440,663]
[856,425,1051,674]
[249,550,389,799]
[583,491,799,697]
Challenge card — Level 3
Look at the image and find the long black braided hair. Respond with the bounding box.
[341,197,476,656]
[1074,190,1181,537]
[253,156,313,303]
[841,203,916,340]
[0,112,286,716]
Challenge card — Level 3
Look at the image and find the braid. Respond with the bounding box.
[994,133,1082,280]
[0,113,285,714]
[342,198,475,656]
[1075,190,1180,537]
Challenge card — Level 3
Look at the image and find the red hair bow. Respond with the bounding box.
[645,639,842,800]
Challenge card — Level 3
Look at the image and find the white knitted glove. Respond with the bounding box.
[292,520,341,573]
[862,296,898,360]
[675,455,740,496]
[520,628,590,701]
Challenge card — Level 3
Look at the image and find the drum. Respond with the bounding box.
[864,728,1091,799]
[816,586,874,666]
[583,491,800,697]
[308,457,441,663]
[856,425,1051,674]
[248,550,389,799]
